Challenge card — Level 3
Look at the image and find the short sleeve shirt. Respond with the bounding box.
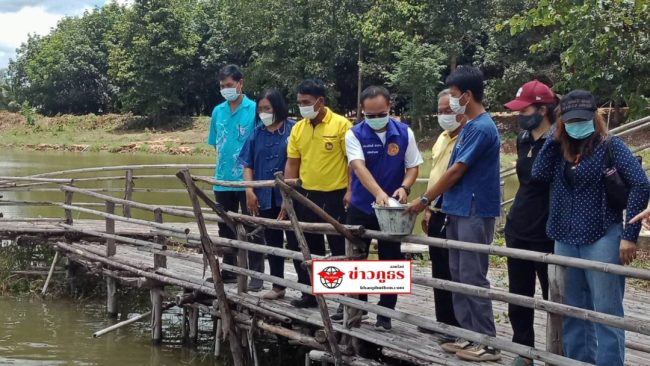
[287,108,352,191]
[442,112,501,217]
[207,96,257,191]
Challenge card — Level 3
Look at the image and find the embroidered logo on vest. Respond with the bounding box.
[387,143,400,156]
[325,142,334,151]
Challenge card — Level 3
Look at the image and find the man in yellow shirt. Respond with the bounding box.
[418,89,466,335]
[284,79,352,308]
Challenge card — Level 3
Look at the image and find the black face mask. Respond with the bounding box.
[518,113,543,131]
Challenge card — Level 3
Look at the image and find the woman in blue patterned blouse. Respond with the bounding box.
[532,90,650,366]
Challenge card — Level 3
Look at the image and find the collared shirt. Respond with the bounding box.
[207,95,257,191]
[287,107,352,191]
[533,135,650,245]
[427,130,459,209]
[347,118,423,215]
[238,119,296,210]
[442,112,501,218]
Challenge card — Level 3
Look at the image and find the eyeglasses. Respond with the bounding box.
[363,112,389,119]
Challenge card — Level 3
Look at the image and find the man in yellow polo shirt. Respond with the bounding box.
[284,78,352,308]
[418,88,465,336]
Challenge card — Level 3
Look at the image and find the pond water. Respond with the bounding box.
[0,297,220,366]
[0,148,519,365]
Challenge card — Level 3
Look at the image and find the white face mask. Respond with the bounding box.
[438,114,461,131]
[299,103,320,120]
[449,94,468,114]
[259,112,274,127]
[220,87,240,102]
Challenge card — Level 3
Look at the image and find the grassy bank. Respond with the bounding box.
[0,111,523,156]
[0,111,215,155]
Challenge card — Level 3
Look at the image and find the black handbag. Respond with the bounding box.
[603,136,642,211]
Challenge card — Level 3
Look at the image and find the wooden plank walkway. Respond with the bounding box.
[68,241,650,366]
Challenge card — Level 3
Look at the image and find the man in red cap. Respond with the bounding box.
[503,79,558,366]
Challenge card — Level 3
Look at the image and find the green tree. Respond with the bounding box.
[384,39,446,130]
[8,4,123,115]
[505,0,650,117]
[109,0,201,117]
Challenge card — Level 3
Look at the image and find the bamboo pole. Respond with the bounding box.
[275,172,365,249]
[59,223,166,250]
[276,175,342,366]
[105,201,118,318]
[41,251,59,295]
[176,170,249,366]
[547,265,565,358]
[92,303,174,338]
[412,274,650,335]
[192,175,300,188]
[64,191,74,225]
[123,169,134,218]
[308,351,386,366]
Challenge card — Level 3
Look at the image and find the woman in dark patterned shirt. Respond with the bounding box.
[532,90,650,366]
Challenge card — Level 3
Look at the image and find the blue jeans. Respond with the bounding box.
[555,224,625,366]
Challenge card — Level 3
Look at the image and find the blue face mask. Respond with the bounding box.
[366,116,389,130]
[565,119,595,139]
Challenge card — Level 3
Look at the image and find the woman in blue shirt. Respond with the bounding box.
[532,90,650,366]
[239,88,295,299]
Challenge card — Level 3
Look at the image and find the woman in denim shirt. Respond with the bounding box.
[239,88,295,299]
[532,90,650,366]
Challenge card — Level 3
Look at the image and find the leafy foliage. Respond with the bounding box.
[2,0,648,124]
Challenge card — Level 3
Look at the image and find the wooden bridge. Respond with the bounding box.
[2,115,650,366]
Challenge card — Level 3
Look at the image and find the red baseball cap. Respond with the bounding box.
[504,80,557,111]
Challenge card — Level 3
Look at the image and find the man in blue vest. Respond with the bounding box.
[332,85,423,330]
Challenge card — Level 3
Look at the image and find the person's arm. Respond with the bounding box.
[394,128,423,203]
[243,167,260,216]
[344,166,353,209]
[406,127,488,214]
[630,207,650,227]
[350,160,391,205]
[610,137,650,264]
[344,130,390,205]
[531,134,561,182]
[342,120,353,208]
[207,108,218,148]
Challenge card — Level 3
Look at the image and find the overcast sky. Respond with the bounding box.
[0,0,132,68]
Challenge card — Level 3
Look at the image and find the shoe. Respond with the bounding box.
[374,316,391,331]
[456,344,501,362]
[221,273,237,284]
[440,338,473,353]
[290,296,318,308]
[262,288,285,300]
[509,356,534,366]
[248,280,264,292]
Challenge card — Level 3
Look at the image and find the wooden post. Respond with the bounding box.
[105,201,118,318]
[498,180,505,228]
[188,305,199,344]
[547,264,565,359]
[176,169,249,366]
[123,169,134,218]
[276,174,343,366]
[64,190,74,225]
[151,208,166,345]
[214,317,222,357]
[236,224,249,294]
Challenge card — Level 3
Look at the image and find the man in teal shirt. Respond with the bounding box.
[207,64,262,288]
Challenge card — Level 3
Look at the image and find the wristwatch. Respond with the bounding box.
[400,185,411,195]
[419,195,430,206]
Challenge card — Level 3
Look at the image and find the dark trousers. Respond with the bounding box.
[259,203,285,290]
[286,188,347,299]
[506,234,554,348]
[347,205,403,317]
[427,211,460,327]
[214,191,264,282]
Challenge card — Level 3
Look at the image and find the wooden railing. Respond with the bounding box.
[2,168,642,366]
